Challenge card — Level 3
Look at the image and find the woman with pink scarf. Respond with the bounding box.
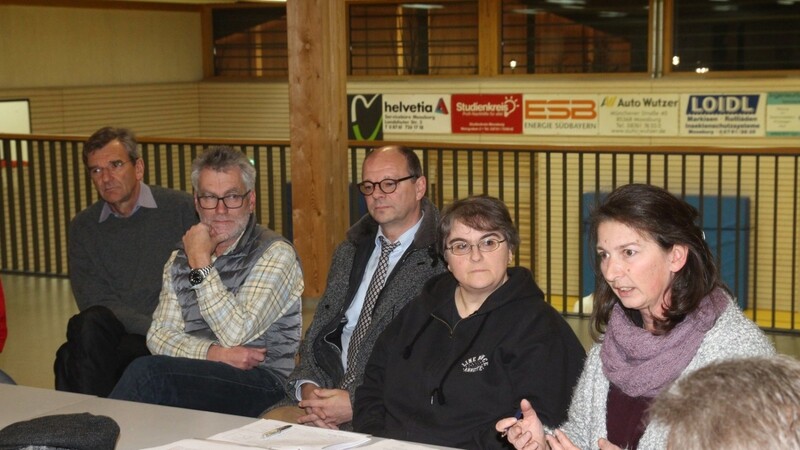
[497,184,774,450]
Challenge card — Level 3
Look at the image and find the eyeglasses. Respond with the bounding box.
[197,190,251,209]
[88,160,132,179]
[358,175,415,196]
[446,238,507,256]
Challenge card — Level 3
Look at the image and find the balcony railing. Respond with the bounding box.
[2,134,798,333]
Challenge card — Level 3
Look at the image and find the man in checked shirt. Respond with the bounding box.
[109,146,304,417]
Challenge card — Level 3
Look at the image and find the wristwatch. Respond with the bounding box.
[189,263,214,286]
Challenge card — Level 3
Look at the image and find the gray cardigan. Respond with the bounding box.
[559,296,775,449]
[68,185,197,335]
[284,198,446,422]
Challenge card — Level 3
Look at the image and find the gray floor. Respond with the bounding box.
[1,273,798,389]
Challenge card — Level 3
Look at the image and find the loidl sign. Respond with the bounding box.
[686,95,759,114]
[680,93,765,136]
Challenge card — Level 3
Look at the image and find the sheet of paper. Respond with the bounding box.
[142,438,264,449]
[353,439,441,450]
[206,419,371,450]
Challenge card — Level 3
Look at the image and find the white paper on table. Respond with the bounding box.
[205,419,371,450]
[352,439,442,450]
[141,438,264,449]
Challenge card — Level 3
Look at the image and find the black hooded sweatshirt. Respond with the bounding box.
[353,267,586,449]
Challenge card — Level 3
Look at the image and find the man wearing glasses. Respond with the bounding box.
[109,146,304,417]
[55,127,197,397]
[265,145,446,429]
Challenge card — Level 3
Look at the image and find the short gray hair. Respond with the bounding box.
[650,355,800,450]
[190,146,256,192]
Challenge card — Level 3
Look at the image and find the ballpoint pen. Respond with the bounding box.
[262,424,292,439]
[500,409,523,438]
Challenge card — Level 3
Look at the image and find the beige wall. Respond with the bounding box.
[0,4,202,88]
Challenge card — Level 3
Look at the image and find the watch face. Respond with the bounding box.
[189,269,204,286]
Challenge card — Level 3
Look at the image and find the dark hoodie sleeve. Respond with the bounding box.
[352,307,408,435]
[469,309,586,449]
[508,311,586,428]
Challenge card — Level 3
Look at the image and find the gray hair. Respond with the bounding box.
[190,146,256,192]
[650,355,800,450]
[82,127,139,165]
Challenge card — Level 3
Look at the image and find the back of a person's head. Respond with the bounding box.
[650,355,800,450]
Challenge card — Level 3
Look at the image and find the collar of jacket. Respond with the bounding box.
[345,197,439,252]
[423,266,541,317]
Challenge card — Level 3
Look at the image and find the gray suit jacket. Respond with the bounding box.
[281,198,446,428]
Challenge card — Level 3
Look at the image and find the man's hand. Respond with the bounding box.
[183,223,222,268]
[297,385,353,429]
[207,344,265,370]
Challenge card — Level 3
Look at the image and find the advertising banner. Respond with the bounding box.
[451,94,522,134]
[766,92,800,137]
[522,95,599,135]
[382,94,452,134]
[679,94,766,136]
[347,94,383,141]
[597,94,680,136]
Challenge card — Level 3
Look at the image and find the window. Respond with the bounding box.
[211,6,288,78]
[671,0,800,73]
[348,2,479,76]
[501,0,650,74]
[205,0,800,78]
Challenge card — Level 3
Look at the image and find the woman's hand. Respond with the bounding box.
[496,399,547,450]
[544,429,579,450]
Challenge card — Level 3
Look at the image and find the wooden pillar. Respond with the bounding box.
[478,0,501,76]
[286,0,348,297]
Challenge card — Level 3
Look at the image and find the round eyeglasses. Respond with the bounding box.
[197,190,251,209]
[358,175,415,196]
[446,238,507,256]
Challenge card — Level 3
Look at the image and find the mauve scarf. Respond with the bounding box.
[600,287,731,398]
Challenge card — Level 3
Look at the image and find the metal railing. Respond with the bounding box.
[0,135,291,275]
[2,134,798,332]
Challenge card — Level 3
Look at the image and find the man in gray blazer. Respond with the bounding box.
[266,145,446,429]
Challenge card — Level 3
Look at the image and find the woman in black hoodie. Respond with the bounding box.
[353,195,586,449]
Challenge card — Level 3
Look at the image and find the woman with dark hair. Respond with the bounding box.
[497,184,774,450]
[354,195,585,449]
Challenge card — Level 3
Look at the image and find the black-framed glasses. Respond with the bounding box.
[358,175,415,196]
[446,238,507,256]
[88,160,132,179]
[197,190,251,209]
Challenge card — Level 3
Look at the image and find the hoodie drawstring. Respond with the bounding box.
[430,313,490,406]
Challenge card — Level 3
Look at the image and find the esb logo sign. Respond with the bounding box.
[523,95,599,135]
[525,99,597,119]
